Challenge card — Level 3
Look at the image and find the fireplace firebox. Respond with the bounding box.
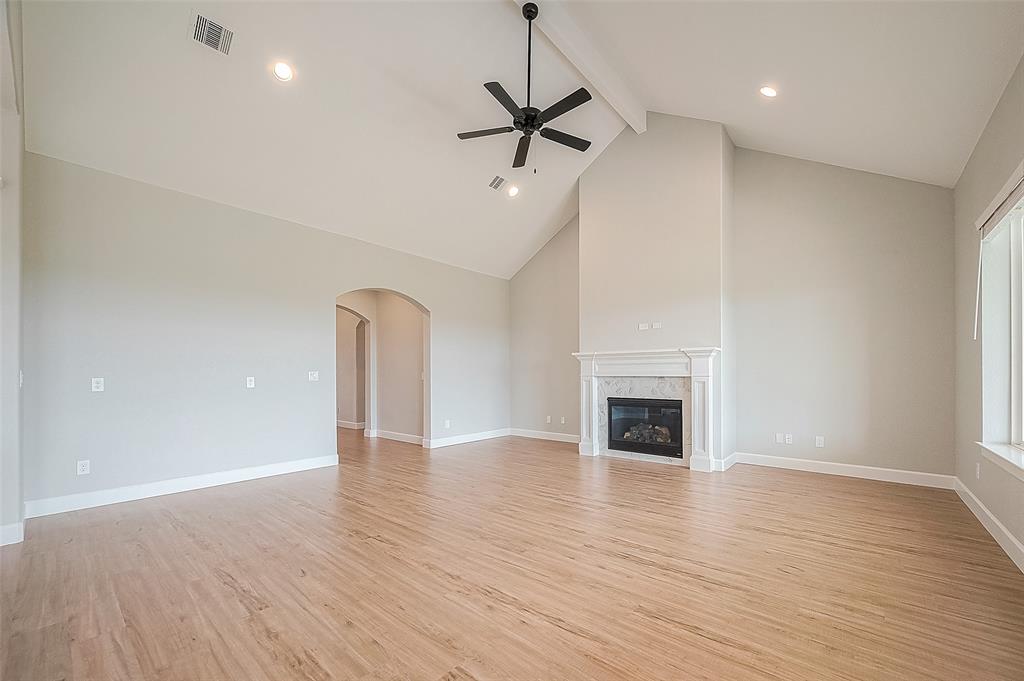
[607,397,683,458]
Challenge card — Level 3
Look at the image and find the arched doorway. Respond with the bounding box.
[336,288,430,448]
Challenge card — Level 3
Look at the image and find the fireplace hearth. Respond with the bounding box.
[607,397,683,458]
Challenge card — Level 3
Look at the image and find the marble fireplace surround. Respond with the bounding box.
[573,349,723,472]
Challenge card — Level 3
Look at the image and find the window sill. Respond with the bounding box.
[975,442,1024,482]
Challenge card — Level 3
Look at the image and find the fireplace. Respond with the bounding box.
[607,397,684,458]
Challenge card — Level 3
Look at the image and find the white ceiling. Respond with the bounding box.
[565,0,1024,188]
[22,2,1024,278]
[22,1,623,279]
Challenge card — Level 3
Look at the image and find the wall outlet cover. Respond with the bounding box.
[774,432,784,444]
[444,419,451,429]
[91,377,104,392]
[815,436,825,448]
[308,371,319,382]
[784,433,793,445]
[77,460,90,475]
[652,321,663,329]
[246,377,255,389]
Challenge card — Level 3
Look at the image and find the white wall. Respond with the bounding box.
[579,112,728,352]
[510,217,580,437]
[954,54,1024,543]
[335,308,362,425]
[732,149,955,473]
[377,291,425,438]
[22,153,510,505]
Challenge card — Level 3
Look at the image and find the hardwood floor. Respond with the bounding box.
[3,430,1023,680]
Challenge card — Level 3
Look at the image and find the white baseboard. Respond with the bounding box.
[363,429,378,438]
[717,452,737,471]
[23,455,339,519]
[733,452,956,489]
[955,479,1024,574]
[508,428,580,443]
[337,420,365,430]
[425,428,511,449]
[377,430,423,445]
[1,522,24,546]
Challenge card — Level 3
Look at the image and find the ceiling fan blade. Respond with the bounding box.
[539,87,592,123]
[512,134,532,168]
[457,127,515,140]
[539,127,592,152]
[484,82,525,120]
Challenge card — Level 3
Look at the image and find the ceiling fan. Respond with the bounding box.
[457,2,592,169]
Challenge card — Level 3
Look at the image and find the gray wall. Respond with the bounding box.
[579,112,728,352]
[954,54,1024,542]
[335,308,362,424]
[510,217,580,437]
[0,104,21,532]
[732,149,955,473]
[377,291,425,438]
[22,153,510,503]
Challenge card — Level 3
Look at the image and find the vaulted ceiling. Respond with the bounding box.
[22,1,624,279]
[22,1,1024,278]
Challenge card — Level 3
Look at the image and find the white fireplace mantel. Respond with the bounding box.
[573,348,723,472]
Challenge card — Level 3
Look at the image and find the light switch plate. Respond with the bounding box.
[638,322,649,331]
[815,436,825,448]
[246,376,255,389]
[774,432,784,444]
[444,419,451,429]
[560,416,566,424]
[91,377,104,392]
[546,415,551,424]
[308,371,319,382]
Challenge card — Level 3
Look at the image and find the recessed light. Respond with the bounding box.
[507,185,519,198]
[273,62,294,82]
[759,86,777,98]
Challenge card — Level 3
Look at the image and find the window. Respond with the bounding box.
[981,197,1024,454]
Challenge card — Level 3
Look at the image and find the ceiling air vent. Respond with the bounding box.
[193,13,233,55]
[489,175,507,191]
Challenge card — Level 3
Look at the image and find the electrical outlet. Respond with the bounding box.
[976,462,981,480]
[560,416,566,424]
[815,436,825,448]
[774,432,784,444]
[444,419,451,429]
[77,460,90,476]
[308,370,319,382]
[245,376,255,389]
[652,321,662,329]
[638,322,650,331]
[546,415,551,424]
[91,377,104,392]
[784,433,793,445]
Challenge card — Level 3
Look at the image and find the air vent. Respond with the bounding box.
[193,13,233,55]
[489,175,506,191]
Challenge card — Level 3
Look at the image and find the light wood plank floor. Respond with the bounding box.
[3,430,1023,680]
